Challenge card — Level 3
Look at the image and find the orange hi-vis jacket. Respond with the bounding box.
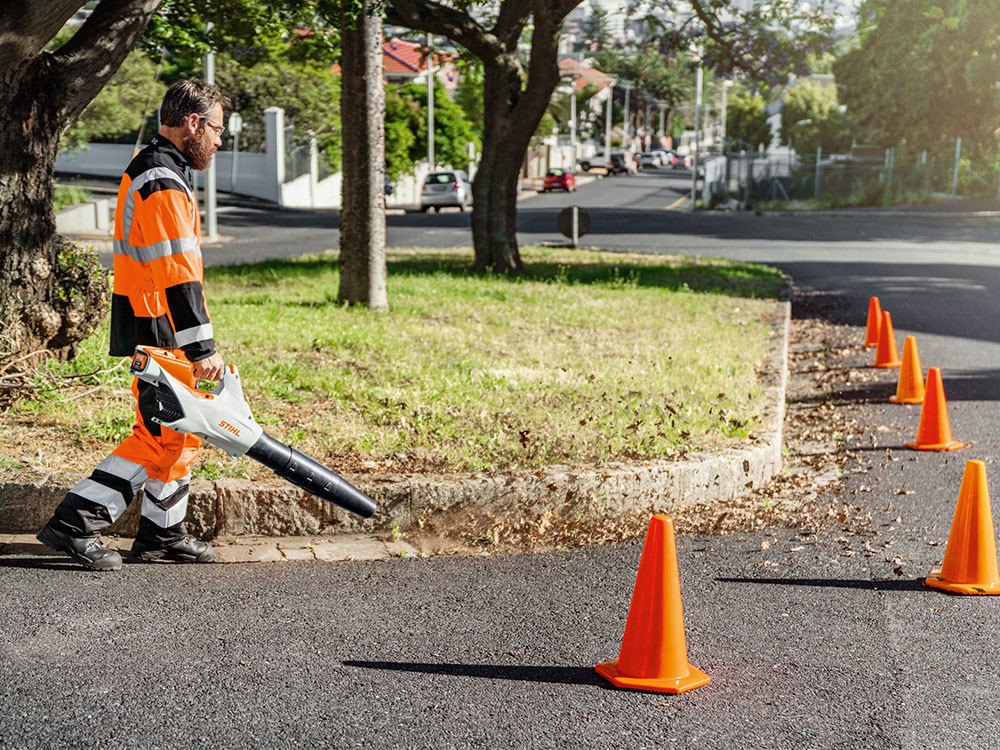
[109,134,214,362]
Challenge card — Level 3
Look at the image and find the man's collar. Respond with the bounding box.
[149,133,191,169]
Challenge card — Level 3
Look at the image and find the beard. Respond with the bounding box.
[182,131,215,171]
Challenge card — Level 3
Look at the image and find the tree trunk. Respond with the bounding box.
[0,60,109,361]
[470,63,525,274]
[337,6,388,310]
[470,32,560,273]
[0,0,161,360]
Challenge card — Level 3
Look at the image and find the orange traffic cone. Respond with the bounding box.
[865,297,882,348]
[872,311,902,368]
[595,516,710,694]
[926,460,1000,595]
[905,367,963,451]
[890,336,925,404]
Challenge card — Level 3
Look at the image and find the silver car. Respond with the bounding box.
[421,170,473,212]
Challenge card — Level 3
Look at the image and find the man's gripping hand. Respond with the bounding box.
[192,352,225,382]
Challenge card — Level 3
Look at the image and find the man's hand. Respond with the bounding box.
[191,352,225,382]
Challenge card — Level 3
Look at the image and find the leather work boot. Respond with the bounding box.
[36,524,123,571]
[130,535,214,563]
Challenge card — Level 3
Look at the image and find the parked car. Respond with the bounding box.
[652,149,686,169]
[608,151,638,175]
[578,151,605,172]
[542,167,577,192]
[421,170,473,212]
[639,152,661,169]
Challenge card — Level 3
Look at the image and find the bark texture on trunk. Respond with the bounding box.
[337,8,388,310]
[0,0,161,360]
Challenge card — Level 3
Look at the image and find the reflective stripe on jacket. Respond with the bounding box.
[109,134,214,361]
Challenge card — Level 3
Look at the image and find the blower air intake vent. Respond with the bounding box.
[155,383,185,423]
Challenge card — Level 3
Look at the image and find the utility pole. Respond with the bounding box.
[426,32,435,170]
[622,84,630,146]
[690,48,703,211]
[570,85,577,170]
[203,43,218,243]
[720,81,731,152]
[604,81,614,171]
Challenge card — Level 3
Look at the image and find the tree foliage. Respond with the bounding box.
[581,4,612,52]
[833,0,1000,152]
[50,26,167,150]
[779,79,853,155]
[213,52,343,171]
[387,79,480,174]
[725,91,771,149]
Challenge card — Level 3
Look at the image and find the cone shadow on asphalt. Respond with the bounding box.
[716,577,926,591]
[343,661,608,687]
[792,369,1000,405]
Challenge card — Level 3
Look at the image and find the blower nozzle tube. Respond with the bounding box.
[247,432,376,518]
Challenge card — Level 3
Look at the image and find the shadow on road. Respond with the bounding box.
[0,557,87,571]
[791,369,1000,404]
[343,660,607,687]
[716,576,926,591]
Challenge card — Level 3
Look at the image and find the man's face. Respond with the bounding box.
[182,102,224,171]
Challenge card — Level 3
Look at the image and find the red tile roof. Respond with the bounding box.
[558,58,615,91]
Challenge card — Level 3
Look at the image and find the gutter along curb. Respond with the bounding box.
[0,302,790,543]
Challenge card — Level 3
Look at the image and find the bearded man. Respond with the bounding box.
[37,79,230,570]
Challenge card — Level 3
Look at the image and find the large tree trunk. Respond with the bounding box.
[470,23,561,273]
[0,0,161,360]
[337,6,388,310]
[471,58,528,273]
[0,60,108,361]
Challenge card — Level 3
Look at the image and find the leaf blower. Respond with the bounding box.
[129,346,376,519]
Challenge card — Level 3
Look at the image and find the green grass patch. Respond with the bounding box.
[6,246,783,478]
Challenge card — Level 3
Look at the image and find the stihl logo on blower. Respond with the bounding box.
[129,346,375,519]
[219,421,240,436]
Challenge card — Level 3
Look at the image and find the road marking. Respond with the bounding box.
[664,193,691,211]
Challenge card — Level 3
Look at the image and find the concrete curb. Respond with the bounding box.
[0,302,790,542]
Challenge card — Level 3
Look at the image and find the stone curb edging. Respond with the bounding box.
[0,301,790,542]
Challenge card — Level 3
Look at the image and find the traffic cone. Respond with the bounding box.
[926,460,1000,595]
[890,336,925,404]
[595,516,710,694]
[872,311,902,368]
[905,367,963,451]
[865,297,882,348]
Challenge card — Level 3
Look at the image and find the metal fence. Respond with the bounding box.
[703,139,1000,209]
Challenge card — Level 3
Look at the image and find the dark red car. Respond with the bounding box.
[542,168,577,192]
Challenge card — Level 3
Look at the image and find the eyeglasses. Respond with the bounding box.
[198,115,225,136]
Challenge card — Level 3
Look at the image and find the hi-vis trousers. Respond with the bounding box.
[47,351,202,544]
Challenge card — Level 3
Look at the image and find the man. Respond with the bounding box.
[37,79,230,571]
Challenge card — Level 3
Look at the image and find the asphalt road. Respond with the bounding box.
[8,168,1000,748]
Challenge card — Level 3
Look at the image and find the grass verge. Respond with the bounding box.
[1,246,783,482]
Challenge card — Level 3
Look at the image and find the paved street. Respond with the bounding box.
[7,168,1000,747]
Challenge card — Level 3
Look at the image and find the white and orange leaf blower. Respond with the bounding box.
[129,346,376,518]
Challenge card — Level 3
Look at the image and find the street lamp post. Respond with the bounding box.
[204,45,218,243]
[604,81,614,171]
[690,49,703,211]
[426,33,435,170]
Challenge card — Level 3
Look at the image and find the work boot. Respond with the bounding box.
[36,524,123,571]
[130,535,214,563]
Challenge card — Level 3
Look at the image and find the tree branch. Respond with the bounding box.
[385,0,502,60]
[0,0,84,71]
[49,0,162,124]
[494,0,533,49]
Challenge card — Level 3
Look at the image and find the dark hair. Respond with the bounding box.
[159,79,231,127]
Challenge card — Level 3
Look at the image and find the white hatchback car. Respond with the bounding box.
[421,170,473,212]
